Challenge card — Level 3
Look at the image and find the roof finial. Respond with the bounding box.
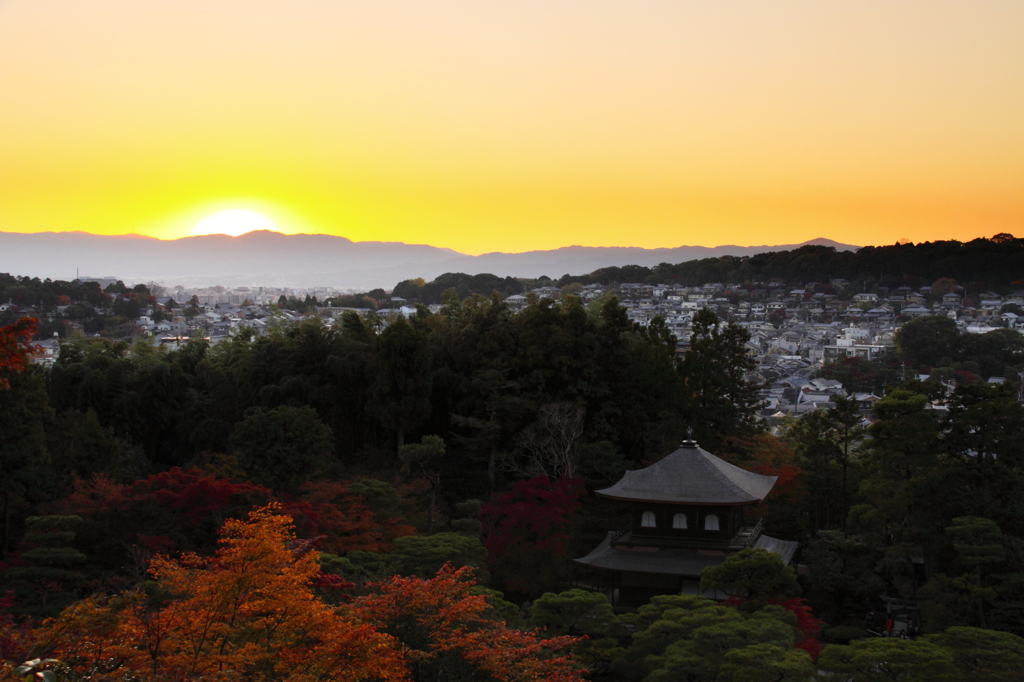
[682,427,697,448]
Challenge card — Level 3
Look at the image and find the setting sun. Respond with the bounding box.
[190,209,279,237]
[0,2,1021,251]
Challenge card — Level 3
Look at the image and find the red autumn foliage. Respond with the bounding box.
[770,597,825,661]
[355,564,584,682]
[61,469,272,523]
[480,477,584,593]
[311,572,355,594]
[0,317,38,389]
[58,470,412,559]
[56,473,128,517]
[0,590,32,665]
[753,464,805,500]
[723,594,824,661]
[133,468,274,527]
[482,477,583,557]
[750,463,807,522]
[284,480,414,555]
[719,434,807,519]
[956,370,981,385]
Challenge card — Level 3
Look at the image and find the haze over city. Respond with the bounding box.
[1,1,1021,258]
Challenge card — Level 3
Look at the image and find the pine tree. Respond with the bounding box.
[3,515,86,617]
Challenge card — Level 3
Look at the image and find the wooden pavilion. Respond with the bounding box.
[574,439,798,608]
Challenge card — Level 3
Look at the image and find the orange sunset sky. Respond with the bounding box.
[1,1,1021,255]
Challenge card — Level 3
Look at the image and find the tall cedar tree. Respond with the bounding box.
[679,308,763,453]
[0,318,50,559]
[371,315,433,453]
[229,404,335,492]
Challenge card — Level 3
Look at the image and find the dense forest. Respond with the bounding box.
[4,250,1024,676]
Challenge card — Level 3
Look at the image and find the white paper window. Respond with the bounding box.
[641,511,657,528]
[672,513,688,529]
[704,514,720,531]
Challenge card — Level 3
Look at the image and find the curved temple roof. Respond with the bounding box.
[575,532,799,575]
[596,440,777,505]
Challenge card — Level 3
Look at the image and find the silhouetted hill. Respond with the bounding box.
[453,238,858,280]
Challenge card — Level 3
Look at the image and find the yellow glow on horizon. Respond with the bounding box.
[129,200,316,241]
[0,1,1021,255]
[189,209,279,237]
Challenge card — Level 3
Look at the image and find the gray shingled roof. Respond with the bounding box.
[596,441,777,505]
[574,532,799,576]
[752,534,800,565]
[574,533,730,577]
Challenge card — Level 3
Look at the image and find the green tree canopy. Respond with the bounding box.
[818,638,960,682]
[923,626,1024,682]
[371,315,432,453]
[390,532,489,584]
[699,548,801,608]
[895,315,960,370]
[678,308,763,452]
[229,405,334,491]
[530,588,615,637]
[0,368,53,557]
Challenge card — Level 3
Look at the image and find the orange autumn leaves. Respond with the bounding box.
[28,505,583,682]
[34,507,398,681]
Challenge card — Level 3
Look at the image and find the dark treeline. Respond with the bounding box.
[388,235,1024,306]
[0,274,122,312]
[0,273,158,338]
[0,274,154,315]
[552,234,1024,291]
[37,296,701,482]
[393,272,525,304]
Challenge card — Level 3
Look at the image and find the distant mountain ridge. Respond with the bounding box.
[0,230,859,289]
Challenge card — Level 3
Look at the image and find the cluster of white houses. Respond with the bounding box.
[21,278,1023,418]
